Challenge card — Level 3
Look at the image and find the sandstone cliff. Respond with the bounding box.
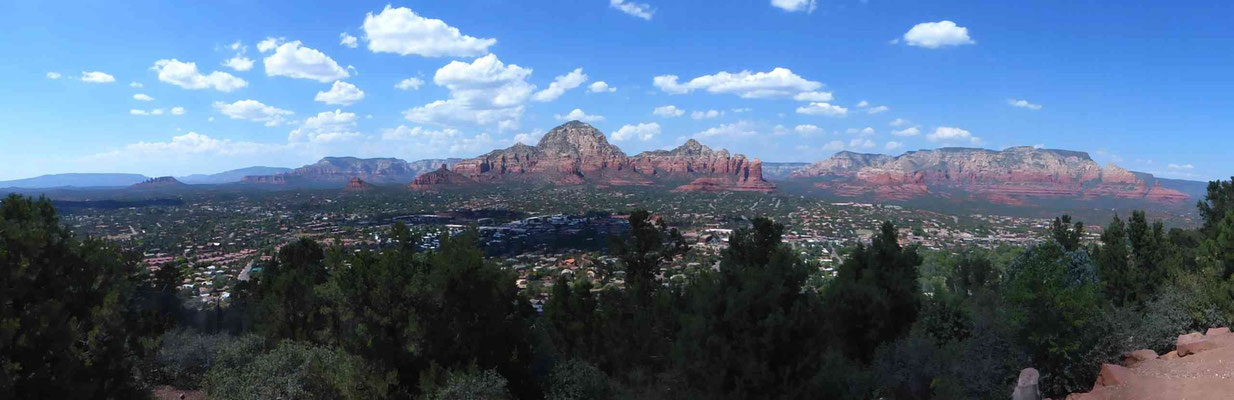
[408,164,475,190]
[129,176,186,189]
[793,147,1189,205]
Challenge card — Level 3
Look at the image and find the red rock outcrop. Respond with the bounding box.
[1064,327,1234,400]
[441,121,773,192]
[408,165,475,190]
[793,146,1190,206]
[343,177,373,191]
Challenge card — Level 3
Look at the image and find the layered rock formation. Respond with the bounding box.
[1064,327,1234,399]
[792,147,1189,205]
[442,121,774,192]
[409,165,475,190]
[129,176,186,189]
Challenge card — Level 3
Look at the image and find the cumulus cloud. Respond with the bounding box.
[694,121,758,139]
[588,81,616,93]
[849,138,876,149]
[927,126,981,144]
[847,127,875,136]
[80,71,116,83]
[902,20,975,49]
[823,140,845,151]
[532,68,587,102]
[395,77,425,91]
[362,5,495,57]
[315,80,365,105]
[885,141,903,151]
[170,107,186,115]
[794,124,824,135]
[133,93,154,101]
[890,118,910,127]
[796,102,848,116]
[379,125,496,155]
[87,132,274,161]
[867,105,889,114]
[404,54,533,128]
[770,0,817,13]
[1168,163,1195,170]
[130,81,143,88]
[654,67,823,98]
[1008,98,1042,110]
[46,72,61,79]
[653,105,685,117]
[794,91,834,102]
[339,32,358,48]
[260,39,350,82]
[612,122,660,141]
[223,56,254,72]
[213,99,294,126]
[554,108,605,123]
[610,0,654,20]
[892,126,921,136]
[152,59,248,92]
[691,109,722,120]
[289,109,362,144]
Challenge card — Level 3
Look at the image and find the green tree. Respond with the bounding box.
[1096,215,1133,306]
[253,238,332,342]
[1199,177,1234,238]
[826,221,923,362]
[0,194,147,399]
[1050,215,1084,252]
[1127,210,1168,301]
[672,217,825,398]
[203,337,393,400]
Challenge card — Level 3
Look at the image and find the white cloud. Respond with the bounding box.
[856,100,870,108]
[532,68,587,102]
[46,72,61,79]
[395,77,425,90]
[770,0,817,13]
[130,81,143,88]
[213,99,294,126]
[653,105,685,117]
[315,80,365,105]
[152,59,248,92]
[588,81,616,93]
[892,126,921,136]
[380,125,497,155]
[902,20,975,49]
[794,124,823,135]
[130,109,150,116]
[694,121,758,139]
[885,141,903,151]
[890,118,910,127]
[87,132,275,160]
[80,71,116,83]
[610,0,654,20]
[261,39,350,82]
[867,105,889,114]
[339,32,358,48]
[289,109,362,144]
[133,93,154,101]
[796,102,848,116]
[691,109,722,120]
[1008,98,1042,110]
[404,54,533,128]
[362,5,495,57]
[654,68,823,98]
[555,108,605,123]
[793,91,834,102]
[170,107,186,115]
[223,56,254,72]
[850,138,876,149]
[256,37,281,53]
[847,127,875,136]
[823,140,845,151]
[927,126,981,144]
[1168,163,1195,170]
[731,107,752,113]
[612,122,660,141]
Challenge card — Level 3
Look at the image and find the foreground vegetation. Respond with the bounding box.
[2,176,1234,399]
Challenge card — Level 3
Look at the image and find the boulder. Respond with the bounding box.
[1122,349,1157,367]
[1160,350,1179,360]
[1206,327,1231,337]
[1011,368,1042,400]
[1092,364,1134,389]
[1177,332,1217,357]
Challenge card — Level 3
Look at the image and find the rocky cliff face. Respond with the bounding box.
[243,157,461,186]
[343,177,373,191]
[409,164,475,190]
[793,147,1189,205]
[446,121,774,192]
[129,176,186,189]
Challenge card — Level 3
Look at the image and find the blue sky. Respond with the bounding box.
[1,0,1230,181]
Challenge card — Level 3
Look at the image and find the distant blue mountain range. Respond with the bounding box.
[177,166,292,184]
